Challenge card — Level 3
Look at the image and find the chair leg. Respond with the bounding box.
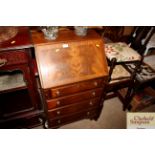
[123,86,134,110]
[123,61,142,110]
[108,58,117,82]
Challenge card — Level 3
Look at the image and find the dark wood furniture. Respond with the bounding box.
[32,29,108,128]
[128,28,155,111]
[0,27,43,128]
[102,27,124,42]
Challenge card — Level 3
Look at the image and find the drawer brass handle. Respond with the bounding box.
[87,111,90,116]
[94,81,98,86]
[89,101,93,106]
[0,58,7,67]
[56,101,60,105]
[57,111,61,115]
[92,92,96,96]
[56,90,60,96]
[57,120,61,124]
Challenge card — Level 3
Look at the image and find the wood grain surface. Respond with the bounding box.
[32,29,108,89]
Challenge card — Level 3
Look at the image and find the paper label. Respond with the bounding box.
[127,112,155,129]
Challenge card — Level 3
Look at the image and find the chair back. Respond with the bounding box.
[128,26,155,55]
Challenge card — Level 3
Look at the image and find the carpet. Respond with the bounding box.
[34,97,155,129]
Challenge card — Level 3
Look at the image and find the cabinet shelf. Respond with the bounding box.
[0,72,27,93]
[0,27,43,128]
[0,86,28,94]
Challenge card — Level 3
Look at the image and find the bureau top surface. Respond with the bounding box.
[32,30,108,89]
[0,27,33,52]
[31,29,101,46]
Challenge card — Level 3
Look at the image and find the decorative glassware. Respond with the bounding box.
[41,26,59,40]
[74,26,88,36]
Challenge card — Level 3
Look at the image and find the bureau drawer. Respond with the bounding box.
[47,97,101,119]
[48,107,100,128]
[47,87,103,109]
[0,50,28,67]
[44,78,104,99]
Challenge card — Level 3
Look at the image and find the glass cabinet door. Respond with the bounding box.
[0,70,34,118]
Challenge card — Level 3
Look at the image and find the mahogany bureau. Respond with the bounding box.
[32,29,108,128]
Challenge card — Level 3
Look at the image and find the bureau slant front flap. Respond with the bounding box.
[34,34,108,89]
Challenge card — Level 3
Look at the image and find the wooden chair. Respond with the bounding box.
[127,27,155,111]
[104,26,154,111]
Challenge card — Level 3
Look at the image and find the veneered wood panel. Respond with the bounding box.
[0,50,28,66]
[35,39,108,89]
[48,97,101,118]
[46,78,104,99]
[48,107,100,128]
[47,88,103,109]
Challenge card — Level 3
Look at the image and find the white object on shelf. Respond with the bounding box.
[0,72,26,91]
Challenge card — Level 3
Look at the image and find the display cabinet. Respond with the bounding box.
[0,27,43,128]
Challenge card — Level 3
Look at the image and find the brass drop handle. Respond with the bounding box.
[94,81,98,86]
[92,92,96,96]
[57,120,61,124]
[87,111,90,116]
[0,58,7,67]
[89,101,93,106]
[56,90,60,96]
[56,100,60,106]
[57,111,61,115]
